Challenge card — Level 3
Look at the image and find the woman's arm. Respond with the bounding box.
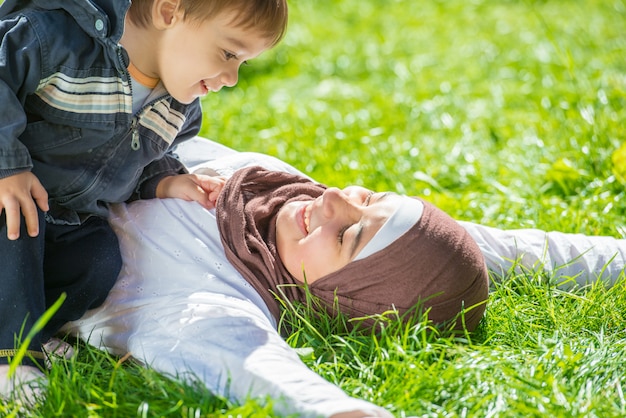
[459,221,626,287]
[120,295,392,417]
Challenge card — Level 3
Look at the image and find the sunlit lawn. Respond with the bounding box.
[3,0,626,416]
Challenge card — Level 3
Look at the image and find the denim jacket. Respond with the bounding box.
[0,0,203,224]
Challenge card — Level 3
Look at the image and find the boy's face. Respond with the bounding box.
[276,186,401,283]
[156,10,272,104]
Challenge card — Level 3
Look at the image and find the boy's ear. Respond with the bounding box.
[151,0,184,29]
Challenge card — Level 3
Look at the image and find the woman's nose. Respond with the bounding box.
[321,188,357,218]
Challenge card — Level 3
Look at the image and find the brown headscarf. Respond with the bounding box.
[216,166,489,331]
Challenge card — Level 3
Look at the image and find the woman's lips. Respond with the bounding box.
[297,203,311,236]
[304,203,311,232]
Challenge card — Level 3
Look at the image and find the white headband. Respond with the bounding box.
[353,197,424,261]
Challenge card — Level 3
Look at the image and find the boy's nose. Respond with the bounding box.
[221,69,238,88]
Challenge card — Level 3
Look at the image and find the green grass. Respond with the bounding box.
[3,0,626,416]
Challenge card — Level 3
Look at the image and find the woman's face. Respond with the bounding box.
[275,186,403,283]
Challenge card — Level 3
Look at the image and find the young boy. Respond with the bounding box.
[0,0,287,399]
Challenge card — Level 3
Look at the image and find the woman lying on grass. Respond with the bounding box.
[58,147,489,418]
[6,138,626,416]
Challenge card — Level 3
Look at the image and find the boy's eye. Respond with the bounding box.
[224,50,237,60]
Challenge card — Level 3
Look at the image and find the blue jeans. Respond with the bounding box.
[0,210,121,367]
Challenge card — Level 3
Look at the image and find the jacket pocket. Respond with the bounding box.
[21,120,117,155]
[21,120,83,153]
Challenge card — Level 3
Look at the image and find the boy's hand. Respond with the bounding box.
[156,173,226,209]
[0,172,49,240]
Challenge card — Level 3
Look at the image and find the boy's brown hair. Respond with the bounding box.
[128,0,288,47]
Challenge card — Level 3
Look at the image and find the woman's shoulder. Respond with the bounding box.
[178,137,309,179]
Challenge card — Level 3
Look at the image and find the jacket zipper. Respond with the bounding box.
[118,45,170,152]
[130,118,140,150]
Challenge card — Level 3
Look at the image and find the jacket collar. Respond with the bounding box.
[0,0,131,43]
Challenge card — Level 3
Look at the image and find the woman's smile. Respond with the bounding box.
[296,203,309,236]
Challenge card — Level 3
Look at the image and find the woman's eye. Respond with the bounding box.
[337,192,372,245]
[337,225,350,245]
[337,193,372,245]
